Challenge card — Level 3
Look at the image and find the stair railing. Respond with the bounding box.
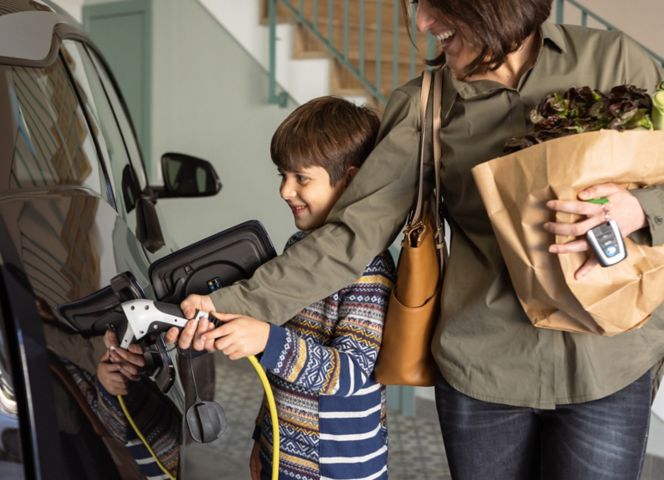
[269,0,664,106]
[268,0,434,106]
[555,0,664,67]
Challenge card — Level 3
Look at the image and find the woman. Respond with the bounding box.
[170,1,664,478]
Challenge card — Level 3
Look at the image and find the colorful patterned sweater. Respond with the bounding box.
[255,232,395,480]
[63,359,180,479]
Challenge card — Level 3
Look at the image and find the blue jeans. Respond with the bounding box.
[435,372,652,480]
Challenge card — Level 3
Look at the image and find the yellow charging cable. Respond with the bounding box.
[117,354,280,480]
[117,394,176,480]
[248,354,280,480]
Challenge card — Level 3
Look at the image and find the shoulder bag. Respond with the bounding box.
[375,69,444,386]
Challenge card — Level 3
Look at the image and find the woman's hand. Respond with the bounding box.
[544,183,647,279]
[249,441,262,480]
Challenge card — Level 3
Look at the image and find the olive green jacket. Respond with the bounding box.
[212,23,664,408]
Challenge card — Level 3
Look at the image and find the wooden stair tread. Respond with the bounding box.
[260,1,432,103]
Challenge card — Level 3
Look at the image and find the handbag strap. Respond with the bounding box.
[412,70,433,221]
[432,69,443,254]
[414,70,445,258]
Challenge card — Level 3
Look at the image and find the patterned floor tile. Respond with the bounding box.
[182,354,662,480]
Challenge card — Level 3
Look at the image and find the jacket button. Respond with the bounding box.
[654,216,663,225]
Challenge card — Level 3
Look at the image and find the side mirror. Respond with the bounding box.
[157,152,222,198]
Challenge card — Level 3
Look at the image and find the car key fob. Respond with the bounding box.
[586,220,627,267]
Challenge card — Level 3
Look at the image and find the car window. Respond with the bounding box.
[85,45,147,191]
[0,300,25,479]
[6,62,109,201]
[60,40,142,221]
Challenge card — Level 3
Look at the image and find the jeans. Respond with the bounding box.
[435,372,652,480]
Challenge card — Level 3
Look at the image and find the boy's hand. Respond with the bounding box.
[98,330,146,395]
[97,351,129,395]
[201,314,270,360]
[164,293,217,347]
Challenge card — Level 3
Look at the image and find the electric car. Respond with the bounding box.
[0,1,275,478]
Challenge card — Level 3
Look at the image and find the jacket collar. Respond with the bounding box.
[440,22,567,121]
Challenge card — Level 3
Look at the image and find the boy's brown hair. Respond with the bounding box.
[271,96,380,185]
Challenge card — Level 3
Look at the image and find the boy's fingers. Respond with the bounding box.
[177,319,199,349]
[211,312,240,322]
[110,347,145,367]
[192,317,213,351]
[107,371,124,382]
[164,326,180,345]
[103,362,122,373]
[118,361,141,377]
[228,350,243,361]
[201,325,232,342]
[104,329,119,349]
[204,336,216,352]
[214,335,234,353]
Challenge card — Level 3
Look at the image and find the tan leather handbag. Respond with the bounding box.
[375,69,444,386]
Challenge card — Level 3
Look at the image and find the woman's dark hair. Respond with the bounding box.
[271,96,380,185]
[402,0,553,77]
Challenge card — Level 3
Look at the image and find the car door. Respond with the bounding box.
[0,39,151,478]
[146,220,275,479]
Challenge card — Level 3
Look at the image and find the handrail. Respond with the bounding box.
[268,0,289,106]
[268,0,429,106]
[268,0,664,107]
[556,0,664,67]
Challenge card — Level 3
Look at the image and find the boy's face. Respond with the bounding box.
[279,166,352,231]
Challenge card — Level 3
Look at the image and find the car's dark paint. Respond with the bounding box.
[0,1,222,478]
[0,217,70,479]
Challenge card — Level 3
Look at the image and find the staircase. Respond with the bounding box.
[261,0,430,107]
[261,0,664,109]
[200,0,663,109]
[262,0,429,108]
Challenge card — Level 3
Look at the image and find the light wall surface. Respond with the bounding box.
[563,0,663,58]
[149,0,297,250]
[53,0,83,20]
[75,0,297,250]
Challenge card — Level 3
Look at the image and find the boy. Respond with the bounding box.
[167,96,395,480]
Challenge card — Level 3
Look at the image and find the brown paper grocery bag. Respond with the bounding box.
[472,130,664,335]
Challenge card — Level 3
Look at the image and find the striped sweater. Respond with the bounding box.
[64,359,180,479]
[255,232,395,480]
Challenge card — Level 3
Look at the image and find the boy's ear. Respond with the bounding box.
[345,166,359,182]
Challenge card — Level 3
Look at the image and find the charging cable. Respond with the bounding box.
[248,354,280,480]
[117,394,176,480]
[116,354,280,480]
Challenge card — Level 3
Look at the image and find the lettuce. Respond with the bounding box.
[504,85,655,153]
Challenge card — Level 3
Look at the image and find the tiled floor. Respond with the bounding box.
[183,354,663,480]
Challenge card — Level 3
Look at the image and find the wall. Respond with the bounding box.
[148,0,296,250]
[560,0,663,58]
[73,0,297,250]
[52,0,83,20]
